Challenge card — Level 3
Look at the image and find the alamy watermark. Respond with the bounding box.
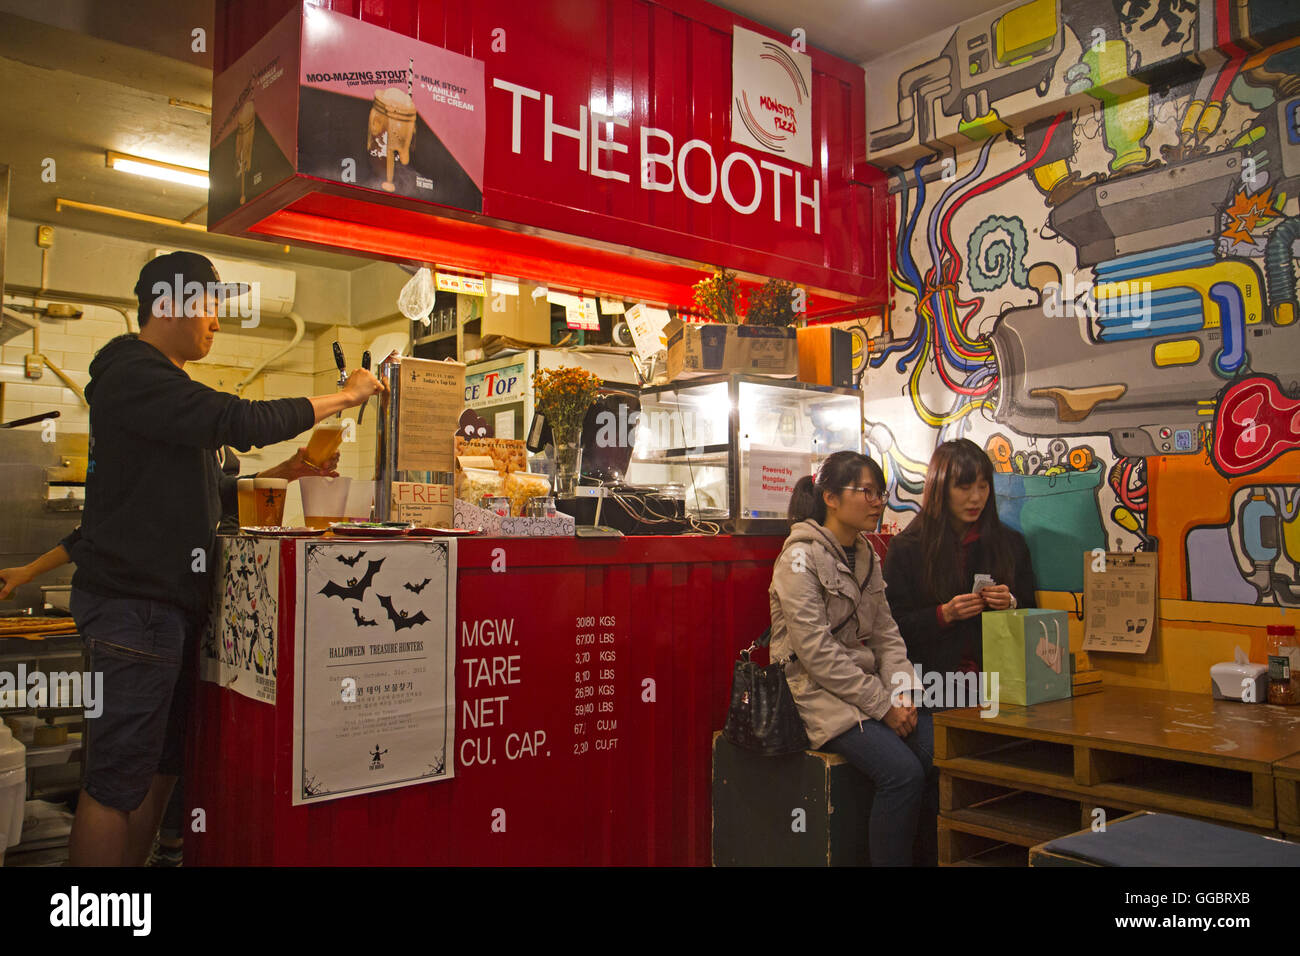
[151,273,262,328]
[0,665,103,717]
[590,406,713,454]
[891,666,1001,718]
[1043,274,1152,329]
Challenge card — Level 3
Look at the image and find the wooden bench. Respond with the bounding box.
[1275,752,1300,839]
[934,686,1300,865]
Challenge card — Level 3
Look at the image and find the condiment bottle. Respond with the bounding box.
[1266,624,1298,706]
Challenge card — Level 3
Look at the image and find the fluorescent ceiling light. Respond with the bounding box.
[106,150,209,189]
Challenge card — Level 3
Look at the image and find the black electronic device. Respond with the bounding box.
[579,391,641,483]
[525,411,550,452]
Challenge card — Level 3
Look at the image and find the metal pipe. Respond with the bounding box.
[1264,215,1300,325]
[55,197,206,232]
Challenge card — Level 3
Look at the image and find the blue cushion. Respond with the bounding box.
[1042,813,1300,866]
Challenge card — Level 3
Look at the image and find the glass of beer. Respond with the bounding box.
[237,478,259,528]
[304,420,346,469]
[366,88,416,193]
[254,477,288,527]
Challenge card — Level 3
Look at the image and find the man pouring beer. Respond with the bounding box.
[1,251,384,866]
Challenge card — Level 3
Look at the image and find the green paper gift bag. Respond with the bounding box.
[982,609,1071,706]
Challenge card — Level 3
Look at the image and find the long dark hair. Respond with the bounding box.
[788,450,885,525]
[911,438,1014,601]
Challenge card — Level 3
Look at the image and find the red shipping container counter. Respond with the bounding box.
[187,533,890,865]
[190,534,758,865]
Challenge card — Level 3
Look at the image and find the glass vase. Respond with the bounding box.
[552,435,583,498]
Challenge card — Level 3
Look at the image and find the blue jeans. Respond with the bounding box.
[823,710,938,866]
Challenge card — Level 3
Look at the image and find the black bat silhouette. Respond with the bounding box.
[337,550,365,567]
[404,578,432,594]
[319,558,385,602]
[353,607,378,627]
[376,594,431,631]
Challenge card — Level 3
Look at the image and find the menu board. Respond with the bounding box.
[1083,551,1157,653]
[292,539,456,804]
[396,357,464,472]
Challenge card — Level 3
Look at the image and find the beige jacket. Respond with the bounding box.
[768,520,919,749]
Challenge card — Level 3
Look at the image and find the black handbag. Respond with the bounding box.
[723,607,856,757]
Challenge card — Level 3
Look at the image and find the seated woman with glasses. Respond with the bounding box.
[768,450,936,866]
[882,438,1038,685]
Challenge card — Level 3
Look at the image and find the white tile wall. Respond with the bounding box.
[0,320,394,476]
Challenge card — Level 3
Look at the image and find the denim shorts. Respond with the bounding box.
[70,589,199,813]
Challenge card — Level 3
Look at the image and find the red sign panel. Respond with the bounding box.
[211,0,889,310]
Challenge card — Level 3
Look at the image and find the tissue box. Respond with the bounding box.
[1210,660,1268,702]
[453,498,575,537]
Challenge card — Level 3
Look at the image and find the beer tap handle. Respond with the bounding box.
[357,351,372,425]
[332,342,347,388]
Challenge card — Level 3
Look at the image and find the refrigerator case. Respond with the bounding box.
[626,374,863,534]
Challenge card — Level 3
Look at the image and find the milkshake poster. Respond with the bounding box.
[208,6,301,225]
[297,5,485,212]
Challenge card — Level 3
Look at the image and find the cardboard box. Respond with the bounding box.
[480,277,553,345]
[666,322,797,379]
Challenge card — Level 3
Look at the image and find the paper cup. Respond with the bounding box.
[344,480,376,521]
[300,476,351,530]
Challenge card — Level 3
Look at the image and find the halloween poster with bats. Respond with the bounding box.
[200,537,280,704]
[292,539,456,805]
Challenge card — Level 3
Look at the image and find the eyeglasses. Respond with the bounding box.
[842,486,884,502]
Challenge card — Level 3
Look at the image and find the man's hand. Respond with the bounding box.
[882,703,917,738]
[979,584,1014,610]
[0,565,36,600]
[260,447,341,482]
[341,369,385,407]
[941,593,985,624]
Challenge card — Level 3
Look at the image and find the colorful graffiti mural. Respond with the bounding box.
[863,0,1300,611]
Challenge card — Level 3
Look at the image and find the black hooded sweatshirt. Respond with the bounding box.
[61,335,314,615]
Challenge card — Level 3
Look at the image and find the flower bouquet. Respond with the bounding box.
[532,365,603,496]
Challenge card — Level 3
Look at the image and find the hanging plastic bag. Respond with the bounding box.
[397,266,436,326]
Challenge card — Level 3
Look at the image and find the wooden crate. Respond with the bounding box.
[1275,752,1300,838]
[937,774,1130,865]
[935,688,1299,832]
[711,732,873,866]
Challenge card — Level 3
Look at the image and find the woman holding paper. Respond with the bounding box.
[883,439,1038,682]
[768,450,934,866]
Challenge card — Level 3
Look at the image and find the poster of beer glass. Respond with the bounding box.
[292,539,457,805]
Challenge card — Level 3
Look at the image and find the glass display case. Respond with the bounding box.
[625,374,863,533]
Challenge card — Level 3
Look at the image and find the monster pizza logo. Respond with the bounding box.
[731,26,812,167]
